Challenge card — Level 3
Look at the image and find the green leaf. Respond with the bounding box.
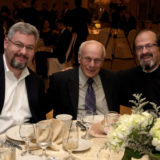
[122,147,143,160]
[149,151,160,160]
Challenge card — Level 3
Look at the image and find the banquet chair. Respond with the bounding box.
[98,28,110,46]
[46,109,54,119]
[127,29,137,51]
[120,105,132,115]
[47,33,77,76]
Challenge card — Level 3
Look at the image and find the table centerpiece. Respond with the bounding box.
[105,93,160,160]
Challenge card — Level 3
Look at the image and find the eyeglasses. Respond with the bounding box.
[81,56,104,64]
[9,40,35,52]
[135,43,158,52]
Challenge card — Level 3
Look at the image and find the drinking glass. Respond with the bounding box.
[62,121,79,160]
[19,123,35,156]
[81,110,94,140]
[36,121,52,159]
[104,111,119,134]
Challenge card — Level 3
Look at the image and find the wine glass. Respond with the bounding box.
[36,121,52,159]
[19,123,35,156]
[104,111,119,134]
[81,110,94,140]
[62,121,79,160]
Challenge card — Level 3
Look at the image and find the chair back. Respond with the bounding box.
[47,33,77,76]
[65,32,77,63]
[127,29,137,51]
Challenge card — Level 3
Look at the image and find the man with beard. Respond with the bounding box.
[0,22,47,134]
[118,29,160,109]
[46,40,120,119]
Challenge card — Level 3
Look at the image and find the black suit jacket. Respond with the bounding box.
[0,54,47,123]
[46,67,120,119]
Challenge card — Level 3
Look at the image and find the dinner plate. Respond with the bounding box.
[6,125,22,141]
[73,139,91,152]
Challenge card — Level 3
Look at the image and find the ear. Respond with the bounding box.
[4,37,9,50]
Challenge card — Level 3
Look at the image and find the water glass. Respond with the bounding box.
[104,111,119,134]
[62,121,79,160]
[81,110,94,140]
[36,121,53,158]
[19,123,35,156]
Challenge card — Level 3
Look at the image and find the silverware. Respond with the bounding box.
[5,139,22,150]
[76,121,86,131]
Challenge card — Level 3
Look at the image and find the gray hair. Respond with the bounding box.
[79,40,106,58]
[7,22,39,44]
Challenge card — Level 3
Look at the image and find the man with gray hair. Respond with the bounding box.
[46,40,120,119]
[0,22,47,133]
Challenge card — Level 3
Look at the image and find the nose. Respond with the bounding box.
[20,46,27,55]
[141,46,148,53]
[89,59,95,66]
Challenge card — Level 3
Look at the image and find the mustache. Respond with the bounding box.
[14,54,28,60]
[140,53,153,59]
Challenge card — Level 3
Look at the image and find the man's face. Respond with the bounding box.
[78,42,104,78]
[4,31,36,70]
[135,31,160,72]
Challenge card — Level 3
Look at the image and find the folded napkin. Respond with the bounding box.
[30,118,67,151]
[88,120,107,138]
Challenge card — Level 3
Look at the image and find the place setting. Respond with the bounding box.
[56,114,91,153]
[4,115,98,160]
[4,119,68,160]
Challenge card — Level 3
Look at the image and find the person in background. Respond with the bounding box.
[46,40,120,119]
[35,18,72,78]
[61,1,72,27]
[70,0,91,66]
[118,29,160,109]
[0,22,47,134]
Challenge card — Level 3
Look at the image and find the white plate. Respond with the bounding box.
[73,139,91,152]
[6,125,22,141]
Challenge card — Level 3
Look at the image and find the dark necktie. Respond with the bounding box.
[85,78,96,114]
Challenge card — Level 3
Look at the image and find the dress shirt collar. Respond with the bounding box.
[3,54,30,81]
[79,67,99,87]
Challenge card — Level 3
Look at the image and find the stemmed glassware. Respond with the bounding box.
[62,121,79,160]
[81,110,94,140]
[104,111,119,134]
[19,123,35,156]
[36,121,52,159]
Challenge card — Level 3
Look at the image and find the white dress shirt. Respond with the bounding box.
[77,67,109,119]
[0,55,31,134]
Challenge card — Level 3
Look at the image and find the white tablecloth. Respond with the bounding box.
[0,124,149,160]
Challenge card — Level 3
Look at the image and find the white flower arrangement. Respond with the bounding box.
[105,93,160,160]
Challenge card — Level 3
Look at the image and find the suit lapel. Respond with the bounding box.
[25,71,34,114]
[67,68,79,118]
[0,55,5,113]
[99,70,112,109]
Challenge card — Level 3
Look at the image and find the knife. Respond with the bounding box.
[5,139,22,150]
[76,121,86,131]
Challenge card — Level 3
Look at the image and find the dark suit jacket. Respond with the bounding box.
[46,67,120,119]
[0,54,47,123]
